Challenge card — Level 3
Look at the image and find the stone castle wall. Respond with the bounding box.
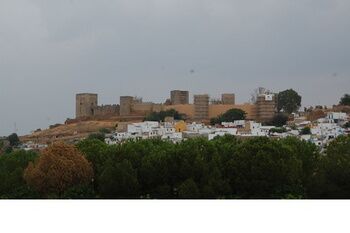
[164,103,258,121]
[164,104,195,118]
[95,105,120,117]
[76,91,276,123]
[209,104,257,120]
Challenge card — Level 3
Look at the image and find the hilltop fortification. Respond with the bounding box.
[76,90,277,123]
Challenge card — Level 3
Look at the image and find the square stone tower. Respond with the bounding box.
[76,93,98,118]
[120,96,134,116]
[221,93,235,105]
[170,90,189,105]
[256,94,276,123]
[194,94,210,121]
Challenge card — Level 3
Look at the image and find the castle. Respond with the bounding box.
[76,90,276,123]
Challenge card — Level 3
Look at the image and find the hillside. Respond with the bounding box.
[21,120,118,144]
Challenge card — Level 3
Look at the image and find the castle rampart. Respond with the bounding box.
[76,90,276,123]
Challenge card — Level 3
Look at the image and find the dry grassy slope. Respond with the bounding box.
[21,120,117,143]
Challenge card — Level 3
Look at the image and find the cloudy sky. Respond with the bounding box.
[0,0,349,135]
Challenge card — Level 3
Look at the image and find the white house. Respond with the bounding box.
[208,128,238,140]
[161,132,183,142]
[127,121,160,135]
[186,122,205,132]
[311,123,344,140]
[327,112,347,121]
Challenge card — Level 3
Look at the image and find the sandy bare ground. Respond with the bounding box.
[21,120,118,144]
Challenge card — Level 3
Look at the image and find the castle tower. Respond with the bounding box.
[194,94,209,121]
[76,93,98,118]
[170,90,189,105]
[120,96,134,116]
[256,94,276,123]
[221,93,235,105]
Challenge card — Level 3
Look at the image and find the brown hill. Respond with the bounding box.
[21,120,118,144]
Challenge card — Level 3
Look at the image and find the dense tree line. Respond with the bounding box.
[0,150,39,198]
[1,135,350,199]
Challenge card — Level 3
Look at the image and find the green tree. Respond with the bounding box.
[77,139,110,174]
[7,133,20,147]
[171,138,232,198]
[277,89,302,114]
[139,150,171,198]
[99,128,112,134]
[309,136,350,198]
[300,127,311,135]
[0,140,4,155]
[178,178,200,199]
[0,150,39,198]
[62,184,96,199]
[77,139,112,192]
[227,137,303,198]
[88,133,105,142]
[269,127,287,134]
[144,109,185,122]
[210,108,246,125]
[280,137,320,197]
[339,94,350,106]
[5,131,350,199]
[270,113,289,127]
[98,160,139,198]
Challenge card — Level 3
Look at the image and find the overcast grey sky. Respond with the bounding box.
[0,0,349,135]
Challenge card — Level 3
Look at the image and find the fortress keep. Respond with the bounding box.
[76,93,98,118]
[75,90,276,123]
[76,93,119,119]
[170,90,189,105]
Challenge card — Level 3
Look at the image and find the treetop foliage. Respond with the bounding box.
[277,89,302,114]
[300,127,311,135]
[88,133,106,142]
[1,134,350,199]
[24,142,93,196]
[270,113,289,127]
[269,127,287,134]
[7,133,20,147]
[144,109,185,122]
[210,108,246,125]
[340,94,350,106]
[0,150,39,198]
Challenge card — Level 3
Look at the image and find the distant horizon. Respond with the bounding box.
[1,87,347,137]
